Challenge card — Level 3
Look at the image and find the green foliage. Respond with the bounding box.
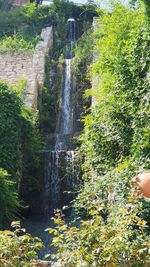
[0,1,79,52]
[83,2,149,172]
[49,196,150,266]
[131,0,150,17]
[52,0,74,57]
[37,1,97,134]
[73,29,93,81]
[0,0,3,9]
[39,53,63,133]
[0,0,97,226]
[0,81,22,173]
[19,108,42,210]
[72,29,93,132]
[0,81,42,226]
[49,2,150,266]
[0,33,37,52]
[48,162,150,267]
[72,4,98,33]
[0,3,53,38]
[21,109,42,168]
[0,169,19,229]
[0,221,42,267]
[0,1,98,55]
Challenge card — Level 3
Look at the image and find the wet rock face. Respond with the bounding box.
[44,150,77,215]
[43,19,80,217]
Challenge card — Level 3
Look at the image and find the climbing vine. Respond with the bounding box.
[0,81,42,226]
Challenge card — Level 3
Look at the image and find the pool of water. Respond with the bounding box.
[23,218,56,259]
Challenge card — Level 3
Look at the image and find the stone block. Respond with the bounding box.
[0,26,53,109]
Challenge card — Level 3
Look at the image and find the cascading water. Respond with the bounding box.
[60,59,72,135]
[23,19,80,259]
[44,18,77,216]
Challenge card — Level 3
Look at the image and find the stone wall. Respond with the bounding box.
[11,0,30,7]
[0,27,53,108]
[2,0,29,9]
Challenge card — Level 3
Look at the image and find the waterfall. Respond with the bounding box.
[60,59,72,135]
[44,19,77,216]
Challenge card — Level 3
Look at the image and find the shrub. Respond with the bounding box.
[0,33,36,52]
[0,80,42,226]
[0,221,42,267]
[0,169,19,228]
[0,81,22,173]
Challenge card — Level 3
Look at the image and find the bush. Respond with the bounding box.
[0,33,37,52]
[0,80,42,226]
[0,1,73,52]
[0,81,22,173]
[0,169,19,228]
[0,3,53,39]
[19,108,42,212]
[0,221,42,267]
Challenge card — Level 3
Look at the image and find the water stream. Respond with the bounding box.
[44,18,76,216]
[24,19,77,259]
[59,59,72,136]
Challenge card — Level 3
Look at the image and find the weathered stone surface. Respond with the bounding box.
[0,27,53,109]
[11,0,30,7]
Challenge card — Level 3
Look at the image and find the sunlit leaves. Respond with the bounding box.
[49,2,150,266]
[0,221,42,267]
[0,169,19,229]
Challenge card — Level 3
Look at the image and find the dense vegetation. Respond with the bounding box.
[0,221,42,267]
[0,80,42,227]
[72,28,94,132]
[38,1,97,134]
[0,0,97,52]
[0,1,97,266]
[0,0,97,225]
[1,0,150,266]
[48,1,150,266]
